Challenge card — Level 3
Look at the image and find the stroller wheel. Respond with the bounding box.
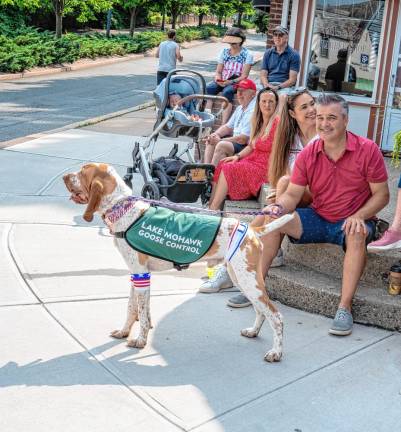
[141,182,160,200]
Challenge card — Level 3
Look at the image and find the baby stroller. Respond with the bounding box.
[123,69,228,204]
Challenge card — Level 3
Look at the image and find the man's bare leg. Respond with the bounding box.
[221,103,233,124]
[204,142,217,164]
[211,141,235,166]
[340,232,367,310]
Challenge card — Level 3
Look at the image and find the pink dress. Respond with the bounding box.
[214,118,278,200]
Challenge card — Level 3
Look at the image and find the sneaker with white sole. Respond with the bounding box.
[271,248,284,268]
[198,265,233,293]
[329,308,353,336]
[367,229,401,252]
[227,293,251,308]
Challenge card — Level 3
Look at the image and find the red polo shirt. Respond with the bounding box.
[290,132,388,222]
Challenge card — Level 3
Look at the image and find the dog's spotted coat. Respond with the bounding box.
[63,163,294,362]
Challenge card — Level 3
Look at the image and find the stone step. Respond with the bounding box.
[283,239,401,287]
[266,262,401,331]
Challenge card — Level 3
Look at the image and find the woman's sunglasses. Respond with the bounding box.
[287,86,308,97]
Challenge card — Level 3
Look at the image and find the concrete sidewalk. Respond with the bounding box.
[1,116,401,431]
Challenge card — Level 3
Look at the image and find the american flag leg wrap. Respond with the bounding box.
[131,273,150,293]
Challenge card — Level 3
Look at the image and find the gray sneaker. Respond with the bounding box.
[198,265,233,293]
[227,293,251,308]
[329,308,353,336]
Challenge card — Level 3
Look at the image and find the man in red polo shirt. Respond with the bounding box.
[262,93,389,336]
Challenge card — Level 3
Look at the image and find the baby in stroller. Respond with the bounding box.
[167,92,201,123]
[157,78,216,133]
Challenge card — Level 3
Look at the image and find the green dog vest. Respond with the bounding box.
[123,206,221,265]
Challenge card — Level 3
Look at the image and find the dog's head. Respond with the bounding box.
[63,163,117,222]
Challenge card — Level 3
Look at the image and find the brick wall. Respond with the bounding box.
[266,0,285,47]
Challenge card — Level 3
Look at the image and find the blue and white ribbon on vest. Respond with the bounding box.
[225,222,248,262]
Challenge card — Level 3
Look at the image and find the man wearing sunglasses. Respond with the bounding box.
[260,26,300,92]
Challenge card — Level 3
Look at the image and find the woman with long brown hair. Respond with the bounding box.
[208,87,280,211]
[268,87,317,202]
[200,88,318,305]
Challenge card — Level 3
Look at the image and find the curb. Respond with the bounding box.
[0,38,218,82]
[0,100,155,149]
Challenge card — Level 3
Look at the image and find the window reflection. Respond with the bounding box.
[307,0,385,97]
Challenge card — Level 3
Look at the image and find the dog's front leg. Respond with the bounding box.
[126,273,152,349]
[110,282,138,339]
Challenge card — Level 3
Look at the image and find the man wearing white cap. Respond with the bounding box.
[204,78,257,166]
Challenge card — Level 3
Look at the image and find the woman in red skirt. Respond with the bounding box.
[209,87,280,210]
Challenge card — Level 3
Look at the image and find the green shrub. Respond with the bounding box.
[0,24,226,73]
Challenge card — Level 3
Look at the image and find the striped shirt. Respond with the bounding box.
[217,47,254,80]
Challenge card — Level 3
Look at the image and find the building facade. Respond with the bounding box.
[259,0,401,150]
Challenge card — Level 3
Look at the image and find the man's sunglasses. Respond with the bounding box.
[273,32,286,37]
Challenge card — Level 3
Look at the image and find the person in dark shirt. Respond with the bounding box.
[325,48,357,92]
[260,26,300,91]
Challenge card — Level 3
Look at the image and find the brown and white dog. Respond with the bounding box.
[63,163,293,362]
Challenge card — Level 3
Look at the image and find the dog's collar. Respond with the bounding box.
[103,196,141,226]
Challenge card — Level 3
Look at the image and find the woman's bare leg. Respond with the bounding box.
[209,173,228,210]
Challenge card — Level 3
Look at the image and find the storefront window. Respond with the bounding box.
[307,0,385,96]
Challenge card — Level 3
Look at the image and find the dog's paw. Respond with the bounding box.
[127,338,147,349]
[264,349,282,362]
[241,328,258,338]
[110,329,129,339]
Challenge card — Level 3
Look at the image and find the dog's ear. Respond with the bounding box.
[83,177,104,222]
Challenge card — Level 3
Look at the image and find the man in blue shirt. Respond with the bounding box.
[260,26,300,91]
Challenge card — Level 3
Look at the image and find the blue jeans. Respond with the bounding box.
[289,207,375,250]
[206,81,235,103]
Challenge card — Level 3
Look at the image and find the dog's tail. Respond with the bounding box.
[254,213,295,238]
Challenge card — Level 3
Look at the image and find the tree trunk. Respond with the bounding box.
[161,8,166,31]
[129,7,137,37]
[218,16,222,27]
[55,11,63,38]
[53,0,64,38]
[171,2,181,29]
[198,13,204,27]
[237,11,243,27]
[171,12,178,29]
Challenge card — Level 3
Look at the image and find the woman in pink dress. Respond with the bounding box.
[209,88,279,210]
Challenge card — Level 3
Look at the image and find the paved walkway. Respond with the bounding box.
[0,34,266,143]
[1,122,400,431]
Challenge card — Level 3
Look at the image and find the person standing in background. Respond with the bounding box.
[156,29,183,85]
